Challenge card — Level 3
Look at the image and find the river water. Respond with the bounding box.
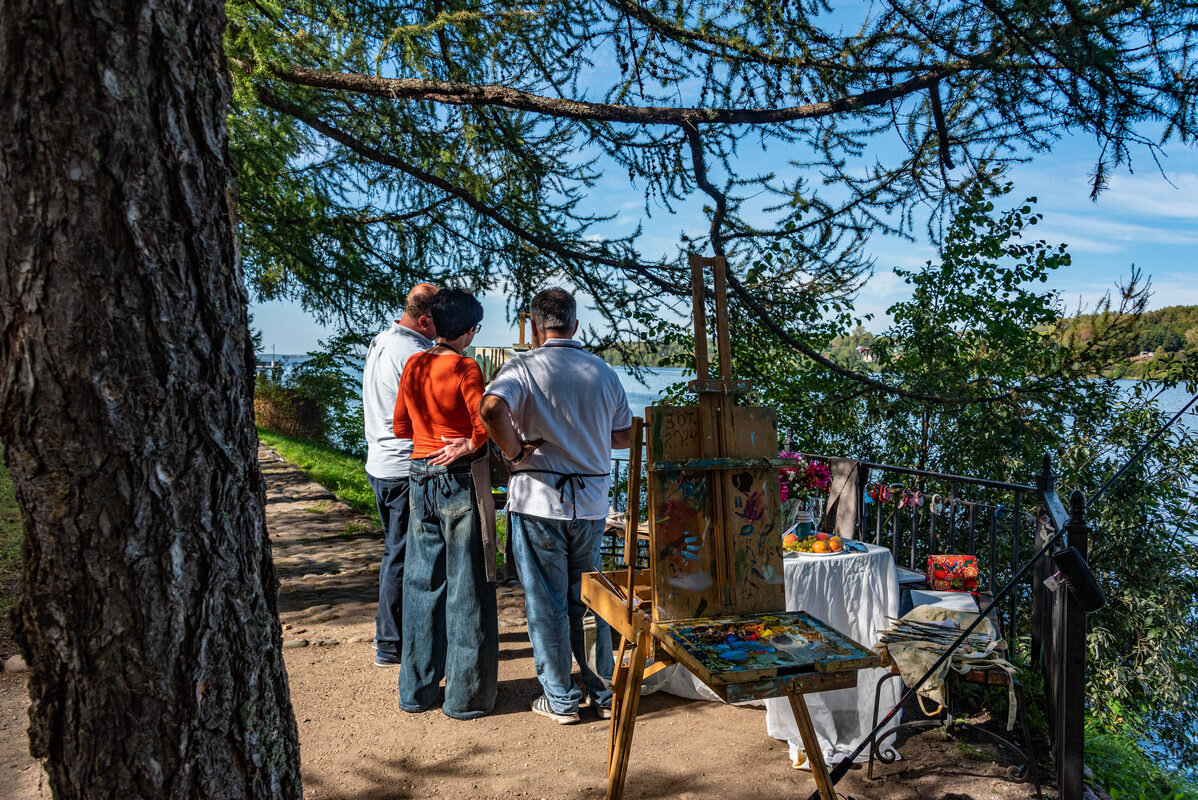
[265,355,1196,440]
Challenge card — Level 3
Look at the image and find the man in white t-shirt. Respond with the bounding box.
[362,283,438,667]
[480,289,632,724]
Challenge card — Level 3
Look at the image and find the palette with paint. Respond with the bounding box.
[651,610,878,700]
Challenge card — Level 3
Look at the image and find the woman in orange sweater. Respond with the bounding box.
[393,288,497,719]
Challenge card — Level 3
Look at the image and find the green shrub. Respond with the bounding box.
[254,332,367,456]
[1086,717,1198,800]
[254,378,326,441]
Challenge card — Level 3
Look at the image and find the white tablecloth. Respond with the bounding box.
[646,543,901,766]
[764,543,901,767]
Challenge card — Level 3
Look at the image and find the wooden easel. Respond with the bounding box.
[582,255,879,800]
[513,311,532,351]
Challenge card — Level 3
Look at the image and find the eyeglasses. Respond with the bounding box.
[472,323,482,333]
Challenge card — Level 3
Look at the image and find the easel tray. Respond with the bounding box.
[651,610,879,687]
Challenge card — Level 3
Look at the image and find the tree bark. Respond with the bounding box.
[0,2,303,798]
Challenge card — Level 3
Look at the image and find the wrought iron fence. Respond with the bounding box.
[598,448,1086,798]
[803,454,1039,647]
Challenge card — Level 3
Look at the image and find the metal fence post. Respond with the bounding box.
[1032,455,1056,670]
[1059,489,1090,800]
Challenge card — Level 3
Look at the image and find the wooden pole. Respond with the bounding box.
[689,254,710,380]
[712,256,732,381]
[624,418,644,623]
[606,631,651,800]
[607,634,632,774]
[690,254,733,610]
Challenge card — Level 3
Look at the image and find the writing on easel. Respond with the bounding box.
[659,410,698,452]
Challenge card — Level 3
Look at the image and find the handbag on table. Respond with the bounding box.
[925,554,979,592]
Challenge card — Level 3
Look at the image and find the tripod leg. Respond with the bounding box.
[607,634,632,773]
[606,631,650,800]
[788,690,836,800]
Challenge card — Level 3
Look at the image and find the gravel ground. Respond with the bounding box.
[0,446,1045,800]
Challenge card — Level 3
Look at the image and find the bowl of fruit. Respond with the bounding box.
[782,531,846,556]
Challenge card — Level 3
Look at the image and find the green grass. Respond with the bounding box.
[0,461,23,642]
[257,427,507,563]
[257,428,377,517]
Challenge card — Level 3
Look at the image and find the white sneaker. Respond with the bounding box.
[585,694,613,719]
[530,694,580,725]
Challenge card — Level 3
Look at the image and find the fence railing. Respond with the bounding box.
[803,453,1038,646]
[599,449,1087,798]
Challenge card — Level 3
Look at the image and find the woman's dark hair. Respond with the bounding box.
[430,288,483,340]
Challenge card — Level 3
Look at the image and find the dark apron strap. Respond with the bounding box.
[469,451,499,583]
[509,467,609,521]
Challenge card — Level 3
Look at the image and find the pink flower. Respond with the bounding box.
[777,452,830,497]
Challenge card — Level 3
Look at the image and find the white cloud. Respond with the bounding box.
[1059,212,1198,244]
[1098,172,1198,220]
[1028,212,1198,254]
[850,268,911,326]
[1050,268,1198,314]
[1028,227,1123,254]
[1143,272,1198,308]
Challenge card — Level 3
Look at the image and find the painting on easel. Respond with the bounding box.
[581,254,879,800]
[647,403,785,621]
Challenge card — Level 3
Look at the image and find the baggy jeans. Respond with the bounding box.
[399,458,498,719]
[368,472,410,660]
[510,512,614,714]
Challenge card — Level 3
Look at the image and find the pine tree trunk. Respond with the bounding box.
[0,2,303,797]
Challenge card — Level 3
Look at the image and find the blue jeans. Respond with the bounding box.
[510,513,613,714]
[368,472,410,660]
[399,458,498,719]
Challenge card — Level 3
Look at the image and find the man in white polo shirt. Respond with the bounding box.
[362,283,438,668]
[479,288,632,724]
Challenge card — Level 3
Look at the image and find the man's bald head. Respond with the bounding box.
[399,283,440,338]
[404,283,440,319]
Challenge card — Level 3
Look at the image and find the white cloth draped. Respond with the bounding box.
[764,544,901,767]
[647,543,902,767]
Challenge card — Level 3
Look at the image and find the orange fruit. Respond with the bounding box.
[811,540,830,553]
[828,536,844,552]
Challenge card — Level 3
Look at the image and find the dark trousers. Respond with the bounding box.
[368,472,410,660]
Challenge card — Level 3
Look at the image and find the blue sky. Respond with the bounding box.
[251,135,1198,357]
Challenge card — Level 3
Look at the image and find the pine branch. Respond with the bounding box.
[255,87,682,296]
[239,58,953,126]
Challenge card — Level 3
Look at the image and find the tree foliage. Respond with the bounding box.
[696,190,1198,764]
[226,0,1198,395]
[221,0,1198,764]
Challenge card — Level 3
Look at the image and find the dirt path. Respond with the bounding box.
[0,446,1042,799]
